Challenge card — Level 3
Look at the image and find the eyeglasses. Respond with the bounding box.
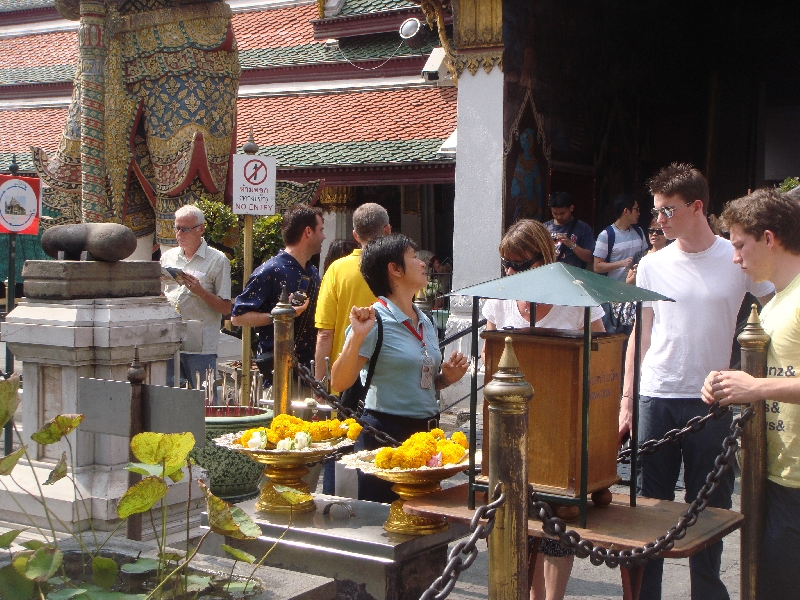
[174,224,202,233]
[651,201,694,220]
[501,257,538,271]
[648,228,664,235]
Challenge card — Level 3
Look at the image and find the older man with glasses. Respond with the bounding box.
[619,163,774,600]
[161,204,232,393]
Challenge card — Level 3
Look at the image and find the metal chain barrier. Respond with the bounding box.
[419,484,506,600]
[531,404,753,569]
[295,364,400,469]
[618,401,732,464]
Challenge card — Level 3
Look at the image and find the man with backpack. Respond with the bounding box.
[594,194,649,333]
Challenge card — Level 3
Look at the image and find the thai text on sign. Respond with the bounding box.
[232,155,277,215]
[0,175,40,235]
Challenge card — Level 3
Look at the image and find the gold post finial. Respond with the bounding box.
[497,336,520,371]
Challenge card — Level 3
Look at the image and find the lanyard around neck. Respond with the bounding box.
[377,298,425,346]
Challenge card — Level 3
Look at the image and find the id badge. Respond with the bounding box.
[420,354,435,389]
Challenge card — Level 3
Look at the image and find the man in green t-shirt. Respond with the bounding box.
[702,188,800,600]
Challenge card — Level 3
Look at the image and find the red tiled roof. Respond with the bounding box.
[0,106,65,153]
[233,3,318,50]
[0,31,77,69]
[237,86,457,146]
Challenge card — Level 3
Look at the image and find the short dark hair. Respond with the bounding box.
[549,191,573,209]
[322,238,358,272]
[281,204,323,246]
[721,188,800,255]
[647,163,709,214]
[612,194,637,220]
[360,234,418,297]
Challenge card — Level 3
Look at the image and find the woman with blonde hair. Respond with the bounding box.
[482,219,603,600]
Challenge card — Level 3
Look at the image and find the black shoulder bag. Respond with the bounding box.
[338,312,383,417]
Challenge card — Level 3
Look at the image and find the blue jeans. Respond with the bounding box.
[167,353,217,402]
[637,396,734,600]
[760,480,800,600]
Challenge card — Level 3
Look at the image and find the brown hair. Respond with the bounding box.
[721,188,800,254]
[499,219,557,265]
[647,163,709,214]
[281,204,323,246]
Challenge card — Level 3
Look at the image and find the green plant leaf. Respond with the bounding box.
[0,375,20,430]
[83,592,146,599]
[199,480,261,540]
[0,446,27,476]
[184,574,212,593]
[117,476,168,519]
[158,551,183,562]
[47,588,88,599]
[119,558,159,574]
[12,551,32,574]
[220,544,255,564]
[224,580,254,593]
[273,484,313,506]
[25,545,63,582]
[0,528,26,549]
[130,432,194,468]
[92,556,118,590]
[20,540,45,551]
[0,563,35,600]
[44,452,68,485]
[31,415,84,445]
[123,462,181,480]
[167,468,184,483]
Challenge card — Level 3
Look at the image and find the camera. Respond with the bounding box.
[291,276,311,307]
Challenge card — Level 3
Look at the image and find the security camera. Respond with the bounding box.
[422,48,453,86]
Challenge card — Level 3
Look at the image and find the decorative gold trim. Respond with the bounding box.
[504,84,549,161]
[452,0,502,49]
[454,50,502,77]
[419,0,458,85]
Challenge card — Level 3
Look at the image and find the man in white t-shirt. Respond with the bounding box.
[618,164,774,600]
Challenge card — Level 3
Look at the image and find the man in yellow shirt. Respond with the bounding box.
[314,203,390,494]
[702,188,800,600]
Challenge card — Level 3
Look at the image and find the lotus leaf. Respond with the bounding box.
[31,414,84,445]
[119,558,159,574]
[273,484,313,505]
[0,528,26,549]
[221,544,255,564]
[0,563,34,600]
[0,447,27,476]
[0,375,20,429]
[92,556,118,589]
[25,545,63,582]
[199,481,261,540]
[130,432,194,468]
[44,452,68,485]
[117,476,168,519]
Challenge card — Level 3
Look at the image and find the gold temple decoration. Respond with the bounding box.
[450,0,503,77]
[318,185,354,212]
[419,0,458,84]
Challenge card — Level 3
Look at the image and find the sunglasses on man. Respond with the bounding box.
[648,228,664,235]
[650,201,694,220]
[174,224,202,233]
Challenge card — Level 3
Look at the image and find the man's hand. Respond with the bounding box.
[625,264,638,285]
[439,351,469,388]
[289,293,310,316]
[618,395,633,445]
[554,233,572,246]
[619,257,633,270]
[182,273,203,295]
[702,370,761,406]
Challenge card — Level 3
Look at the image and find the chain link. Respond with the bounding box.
[294,364,400,468]
[418,484,506,600]
[531,404,752,569]
[618,402,732,464]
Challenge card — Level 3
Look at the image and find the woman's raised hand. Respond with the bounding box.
[349,305,376,338]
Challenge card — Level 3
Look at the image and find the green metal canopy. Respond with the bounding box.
[450,262,673,306]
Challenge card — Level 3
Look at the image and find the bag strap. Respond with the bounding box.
[603,225,616,264]
[359,310,383,405]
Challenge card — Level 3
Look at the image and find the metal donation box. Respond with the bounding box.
[482,328,626,498]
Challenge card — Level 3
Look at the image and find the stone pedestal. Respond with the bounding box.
[0,260,188,533]
[202,495,470,600]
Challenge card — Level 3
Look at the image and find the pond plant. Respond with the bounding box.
[0,375,301,599]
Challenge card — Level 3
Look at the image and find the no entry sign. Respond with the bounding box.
[232,154,276,215]
[0,175,40,235]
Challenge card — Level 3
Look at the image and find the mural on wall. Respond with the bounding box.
[510,128,545,222]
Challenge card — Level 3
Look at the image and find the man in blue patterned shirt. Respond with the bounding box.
[232,204,325,382]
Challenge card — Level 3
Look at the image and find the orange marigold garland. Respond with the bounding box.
[374,430,468,469]
[233,414,362,450]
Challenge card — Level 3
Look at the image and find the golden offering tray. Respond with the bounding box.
[341,450,477,535]
[214,433,352,514]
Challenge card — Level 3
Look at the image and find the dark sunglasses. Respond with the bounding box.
[501,257,537,271]
[648,228,664,235]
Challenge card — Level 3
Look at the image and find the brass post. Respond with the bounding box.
[483,337,534,600]
[271,287,295,417]
[738,304,770,600]
[240,128,259,405]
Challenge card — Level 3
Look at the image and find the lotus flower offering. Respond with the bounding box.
[214,414,359,514]
[342,429,472,535]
